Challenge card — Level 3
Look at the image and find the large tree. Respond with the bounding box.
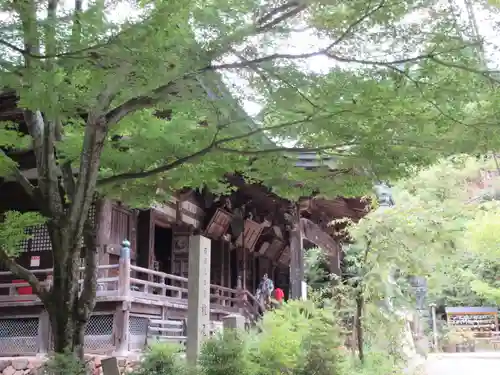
[349,156,500,310]
[0,0,498,356]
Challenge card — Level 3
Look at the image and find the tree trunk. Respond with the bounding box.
[46,265,96,359]
[355,290,365,363]
[48,303,86,356]
[44,221,98,360]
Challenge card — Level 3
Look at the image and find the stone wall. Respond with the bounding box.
[0,356,139,375]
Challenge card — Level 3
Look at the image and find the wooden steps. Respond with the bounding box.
[147,319,187,345]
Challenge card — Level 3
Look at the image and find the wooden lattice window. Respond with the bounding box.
[19,201,97,253]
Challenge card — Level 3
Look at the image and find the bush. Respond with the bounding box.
[295,303,349,375]
[132,342,189,375]
[40,352,86,375]
[248,300,306,375]
[132,301,406,375]
[348,352,403,375]
[199,331,250,375]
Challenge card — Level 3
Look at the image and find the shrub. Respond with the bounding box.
[132,342,189,375]
[131,301,407,375]
[199,331,250,375]
[248,300,306,375]
[40,352,86,375]
[294,303,349,375]
[349,352,403,375]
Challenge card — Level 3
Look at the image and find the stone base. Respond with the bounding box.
[0,356,139,375]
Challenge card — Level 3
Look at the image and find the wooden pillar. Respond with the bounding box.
[289,219,303,300]
[97,199,112,277]
[242,248,247,291]
[186,235,211,364]
[226,243,231,288]
[252,255,257,291]
[221,241,225,288]
[114,239,131,355]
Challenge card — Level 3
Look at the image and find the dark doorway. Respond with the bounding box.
[230,250,238,290]
[153,225,172,274]
[254,256,261,291]
[136,211,151,269]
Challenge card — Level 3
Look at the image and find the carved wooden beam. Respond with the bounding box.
[300,217,341,275]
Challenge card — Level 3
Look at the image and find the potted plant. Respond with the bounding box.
[442,329,462,352]
[462,330,476,352]
[453,328,476,352]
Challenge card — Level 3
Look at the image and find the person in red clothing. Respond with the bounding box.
[274,287,285,305]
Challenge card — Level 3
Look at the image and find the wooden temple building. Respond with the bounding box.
[0,89,368,356]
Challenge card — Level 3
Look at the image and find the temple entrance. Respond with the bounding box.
[230,249,238,289]
[153,225,172,274]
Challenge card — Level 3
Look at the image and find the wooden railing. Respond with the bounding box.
[0,260,257,320]
[0,264,120,302]
[128,265,241,309]
[241,289,264,324]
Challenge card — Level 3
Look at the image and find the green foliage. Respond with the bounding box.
[293,303,348,375]
[350,352,403,375]
[304,247,332,290]
[132,342,188,375]
[2,0,500,357]
[0,211,45,257]
[199,331,250,375]
[0,0,498,204]
[464,209,500,303]
[349,155,500,307]
[248,302,306,375]
[133,300,408,375]
[40,351,86,375]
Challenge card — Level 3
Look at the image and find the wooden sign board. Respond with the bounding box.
[180,200,204,218]
[205,208,231,239]
[447,313,497,329]
[30,256,40,267]
[278,246,290,265]
[236,219,263,252]
[266,239,284,260]
[258,241,270,255]
[445,306,499,333]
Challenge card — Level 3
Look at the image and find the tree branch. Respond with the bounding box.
[0,150,35,198]
[23,111,64,217]
[0,252,48,303]
[97,112,349,185]
[97,141,217,185]
[45,0,59,57]
[71,0,83,49]
[78,218,98,316]
[208,43,496,78]
[61,161,76,201]
[256,2,301,27]
[105,81,182,126]
[67,117,107,242]
[0,30,123,60]
[16,0,64,216]
[215,144,352,155]
[256,3,307,33]
[324,0,388,49]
